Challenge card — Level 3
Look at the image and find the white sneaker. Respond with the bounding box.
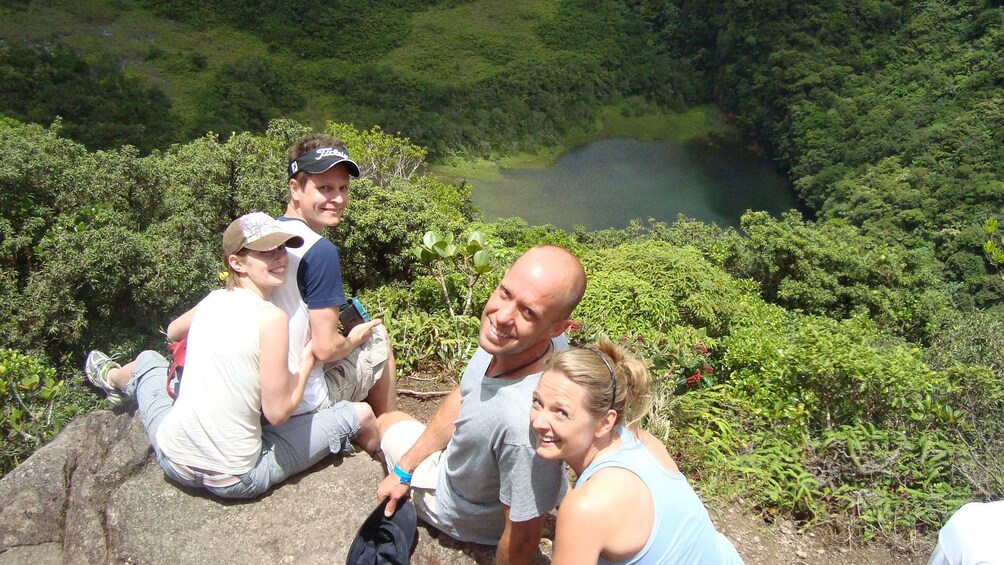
[84,350,128,407]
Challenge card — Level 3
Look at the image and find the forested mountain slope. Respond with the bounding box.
[645,0,1004,308]
[0,0,695,156]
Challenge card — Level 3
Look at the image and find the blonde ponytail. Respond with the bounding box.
[545,336,652,428]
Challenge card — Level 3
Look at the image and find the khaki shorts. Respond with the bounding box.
[380,419,447,530]
[318,325,390,406]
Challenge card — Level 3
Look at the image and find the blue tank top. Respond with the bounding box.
[578,427,744,565]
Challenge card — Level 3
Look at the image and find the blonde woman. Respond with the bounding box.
[530,337,743,564]
[84,212,378,498]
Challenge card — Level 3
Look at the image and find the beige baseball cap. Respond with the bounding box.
[222,212,303,257]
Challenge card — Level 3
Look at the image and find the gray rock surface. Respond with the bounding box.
[0,410,505,564]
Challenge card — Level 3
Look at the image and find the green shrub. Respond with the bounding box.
[393,309,481,383]
[925,309,1004,499]
[474,217,584,266]
[693,300,969,537]
[579,241,748,338]
[807,423,970,540]
[648,387,754,486]
[729,211,950,343]
[336,176,477,292]
[646,330,719,395]
[576,217,741,267]
[725,309,953,435]
[359,282,481,381]
[730,434,824,522]
[0,349,81,476]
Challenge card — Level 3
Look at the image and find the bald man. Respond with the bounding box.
[376,245,586,564]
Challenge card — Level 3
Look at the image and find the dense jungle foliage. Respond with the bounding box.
[648,0,1004,312]
[1,0,1003,548]
[0,44,180,153]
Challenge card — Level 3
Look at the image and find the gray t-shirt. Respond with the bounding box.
[434,337,569,545]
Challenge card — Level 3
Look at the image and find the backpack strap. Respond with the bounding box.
[165,337,187,399]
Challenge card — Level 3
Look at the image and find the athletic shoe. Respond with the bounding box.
[84,350,128,407]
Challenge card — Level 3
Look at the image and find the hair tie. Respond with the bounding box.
[586,347,617,410]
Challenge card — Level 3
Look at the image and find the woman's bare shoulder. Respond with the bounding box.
[572,467,648,511]
[636,428,680,474]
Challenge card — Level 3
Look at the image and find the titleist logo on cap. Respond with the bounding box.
[316,147,348,160]
[287,145,360,179]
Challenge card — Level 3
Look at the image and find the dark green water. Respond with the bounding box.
[471,138,800,231]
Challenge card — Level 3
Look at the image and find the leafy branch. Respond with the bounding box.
[983,218,1004,278]
[412,230,492,317]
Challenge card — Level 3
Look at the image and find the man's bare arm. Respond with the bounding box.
[377,387,462,516]
[495,505,543,565]
[307,305,381,362]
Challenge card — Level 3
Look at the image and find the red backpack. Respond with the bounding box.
[165,337,187,399]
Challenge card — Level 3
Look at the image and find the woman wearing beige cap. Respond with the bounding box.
[84,212,379,498]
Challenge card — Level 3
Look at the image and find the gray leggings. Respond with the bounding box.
[128,350,360,498]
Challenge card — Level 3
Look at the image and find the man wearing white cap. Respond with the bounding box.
[270,134,398,418]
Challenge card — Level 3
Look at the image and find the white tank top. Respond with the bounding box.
[156,288,272,475]
[269,219,328,414]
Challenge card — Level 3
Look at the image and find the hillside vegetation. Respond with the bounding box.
[1,0,1003,550]
[651,0,1004,310]
[0,0,692,157]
